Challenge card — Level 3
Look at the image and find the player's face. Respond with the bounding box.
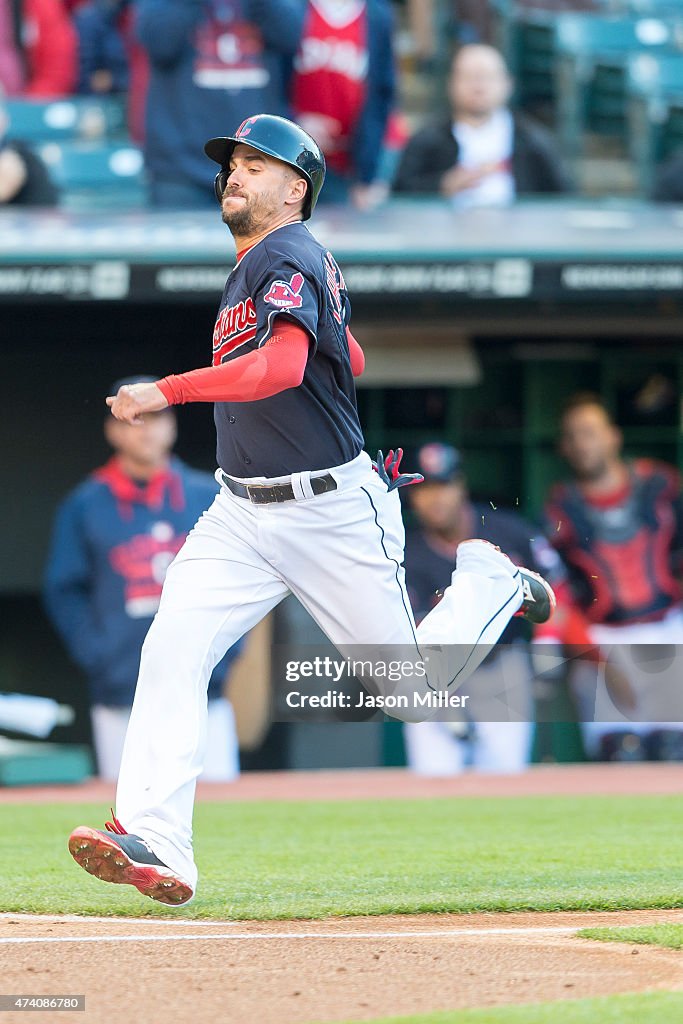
[560,405,622,481]
[105,411,177,466]
[448,46,512,118]
[220,144,306,234]
[410,480,466,532]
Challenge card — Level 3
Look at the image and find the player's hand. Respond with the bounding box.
[373,449,424,491]
[440,162,497,197]
[106,382,169,425]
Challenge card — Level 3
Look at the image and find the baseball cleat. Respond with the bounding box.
[457,539,556,625]
[68,815,193,906]
[515,566,556,624]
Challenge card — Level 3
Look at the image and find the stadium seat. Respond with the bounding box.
[510,8,557,116]
[626,52,683,191]
[553,12,682,159]
[5,97,127,145]
[38,142,146,209]
[626,0,683,12]
[652,96,683,180]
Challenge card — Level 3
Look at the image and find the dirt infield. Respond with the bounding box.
[2,909,683,1024]
[2,764,683,1023]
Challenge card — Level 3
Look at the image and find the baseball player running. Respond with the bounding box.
[68,115,555,906]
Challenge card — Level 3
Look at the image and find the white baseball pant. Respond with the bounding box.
[404,646,534,775]
[571,606,683,756]
[116,451,523,891]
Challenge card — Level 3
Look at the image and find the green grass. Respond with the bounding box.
[1,795,683,919]
[315,991,683,1024]
[580,923,683,949]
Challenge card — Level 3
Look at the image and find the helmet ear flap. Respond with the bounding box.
[214,169,229,204]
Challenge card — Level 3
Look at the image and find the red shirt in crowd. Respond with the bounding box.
[21,0,77,96]
[290,0,368,175]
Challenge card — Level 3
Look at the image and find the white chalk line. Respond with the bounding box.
[0,913,243,926]
[0,926,579,945]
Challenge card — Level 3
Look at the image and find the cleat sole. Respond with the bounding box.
[68,827,193,906]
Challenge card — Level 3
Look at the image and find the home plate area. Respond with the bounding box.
[2,909,683,1024]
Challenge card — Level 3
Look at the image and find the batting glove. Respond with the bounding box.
[373,448,424,491]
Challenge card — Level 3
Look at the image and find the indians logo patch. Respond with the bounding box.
[264,273,305,309]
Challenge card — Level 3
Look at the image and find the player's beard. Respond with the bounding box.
[221,189,279,236]
[571,454,610,483]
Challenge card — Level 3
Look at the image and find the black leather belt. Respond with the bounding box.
[221,471,337,504]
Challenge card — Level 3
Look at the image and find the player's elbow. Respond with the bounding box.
[283,362,306,392]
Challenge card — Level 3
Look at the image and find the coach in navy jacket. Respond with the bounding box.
[44,383,242,779]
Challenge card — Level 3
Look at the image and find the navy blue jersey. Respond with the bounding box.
[213,221,364,477]
[44,458,243,706]
[405,502,563,644]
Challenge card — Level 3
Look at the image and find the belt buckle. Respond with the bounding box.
[248,484,278,505]
[247,484,264,504]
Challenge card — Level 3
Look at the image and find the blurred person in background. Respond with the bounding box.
[0,0,24,93]
[44,376,243,781]
[136,0,302,207]
[72,0,149,142]
[288,0,395,209]
[0,0,77,97]
[403,442,563,774]
[0,88,58,203]
[73,0,130,94]
[546,393,683,761]
[393,43,570,205]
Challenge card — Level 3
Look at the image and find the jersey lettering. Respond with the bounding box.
[295,37,368,80]
[212,297,257,364]
[324,251,344,325]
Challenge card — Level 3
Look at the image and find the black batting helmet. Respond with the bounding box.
[205,114,326,220]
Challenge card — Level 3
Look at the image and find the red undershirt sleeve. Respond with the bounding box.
[156,320,311,405]
[346,327,365,377]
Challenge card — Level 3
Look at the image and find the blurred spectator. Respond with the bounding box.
[0,0,78,97]
[403,442,563,775]
[404,0,436,68]
[393,43,571,204]
[0,90,58,203]
[0,1,24,93]
[44,376,243,781]
[289,0,395,209]
[546,393,683,762]
[136,0,302,208]
[73,0,130,94]
[651,148,683,203]
[68,0,149,143]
